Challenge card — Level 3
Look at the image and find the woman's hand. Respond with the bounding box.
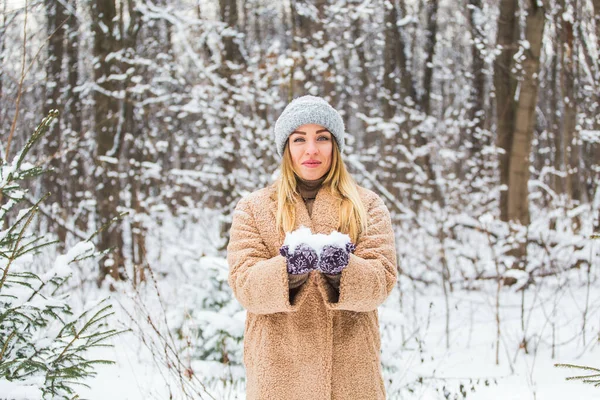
[280,243,319,275]
[317,242,356,275]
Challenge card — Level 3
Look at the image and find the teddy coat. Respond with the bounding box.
[226,182,398,400]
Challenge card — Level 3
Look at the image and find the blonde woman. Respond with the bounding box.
[227,95,397,399]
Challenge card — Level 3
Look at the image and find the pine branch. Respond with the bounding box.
[22,194,90,241]
[0,194,47,291]
[555,363,600,373]
[0,330,16,362]
[54,303,113,363]
[15,236,60,259]
[555,363,600,387]
[86,211,129,242]
[0,109,121,397]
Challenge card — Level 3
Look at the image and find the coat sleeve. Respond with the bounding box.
[316,194,397,312]
[227,196,311,314]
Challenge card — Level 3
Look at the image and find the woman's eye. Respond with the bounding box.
[293,136,329,142]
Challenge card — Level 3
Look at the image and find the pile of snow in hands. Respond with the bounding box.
[283,226,351,254]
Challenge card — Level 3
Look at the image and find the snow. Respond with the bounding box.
[75,273,600,400]
[283,226,351,254]
[104,257,115,267]
[106,73,129,81]
[98,155,119,164]
[581,130,600,144]
[15,206,32,221]
[18,162,35,171]
[98,21,109,35]
[503,268,529,288]
[41,240,95,281]
[0,377,44,400]
[57,198,598,400]
[397,15,413,27]
[3,1,600,398]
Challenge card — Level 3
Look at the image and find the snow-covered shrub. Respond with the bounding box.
[109,203,245,399]
[0,111,121,399]
[177,256,245,387]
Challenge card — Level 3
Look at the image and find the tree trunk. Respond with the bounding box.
[351,6,371,149]
[467,0,487,161]
[43,0,67,248]
[382,0,415,114]
[494,0,519,222]
[317,0,335,100]
[549,18,563,195]
[420,0,438,117]
[253,0,267,122]
[352,12,369,99]
[220,0,244,67]
[414,0,442,206]
[92,0,125,286]
[253,0,263,60]
[593,0,600,51]
[507,0,545,225]
[65,0,87,234]
[242,0,249,45]
[0,2,6,108]
[383,0,399,119]
[397,0,416,104]
[381,0,414,201]
[560,0,580,206]
[290,0,313,88]
[289,0,335,99]
[288,0,299,99]
[121,0,147,284]
[217,0,244,249]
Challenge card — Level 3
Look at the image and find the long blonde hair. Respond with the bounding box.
[273,138,367,243]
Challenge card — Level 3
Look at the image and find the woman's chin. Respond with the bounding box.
[300,170,323,180]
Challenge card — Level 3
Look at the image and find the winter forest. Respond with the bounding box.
[0,0,599,398]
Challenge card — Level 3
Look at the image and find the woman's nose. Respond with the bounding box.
[305,140,319,154]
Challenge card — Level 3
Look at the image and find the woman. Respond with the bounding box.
[227,95,397,399]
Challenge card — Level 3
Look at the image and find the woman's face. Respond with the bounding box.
[288,123,333,180]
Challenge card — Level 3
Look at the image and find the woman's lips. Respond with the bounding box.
[302,161,321,168]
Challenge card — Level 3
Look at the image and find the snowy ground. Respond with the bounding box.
[59,208,600,400]
[76,272,600,400]
[380,286,600,400]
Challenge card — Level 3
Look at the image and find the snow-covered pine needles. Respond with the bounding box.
[0,111,125,399]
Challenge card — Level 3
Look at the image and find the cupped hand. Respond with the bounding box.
[317,242,356,275]
[280,243,319,275]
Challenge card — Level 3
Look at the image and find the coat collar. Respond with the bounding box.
[268,183,340,235]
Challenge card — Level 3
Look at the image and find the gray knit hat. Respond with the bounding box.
[274,95,345,158]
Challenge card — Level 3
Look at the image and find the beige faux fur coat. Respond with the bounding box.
[227,182,397,400]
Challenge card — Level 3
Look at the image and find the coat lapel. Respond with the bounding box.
[293,194,312,230]
[268,184,340,237]
[294,185,340,234]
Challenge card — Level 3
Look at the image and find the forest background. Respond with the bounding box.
[1,0,599,398]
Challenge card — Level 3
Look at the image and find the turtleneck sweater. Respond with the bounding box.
[296,174,327,217]
[288,173,341,291]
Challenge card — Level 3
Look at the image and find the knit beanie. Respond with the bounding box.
[274,95,346,158]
